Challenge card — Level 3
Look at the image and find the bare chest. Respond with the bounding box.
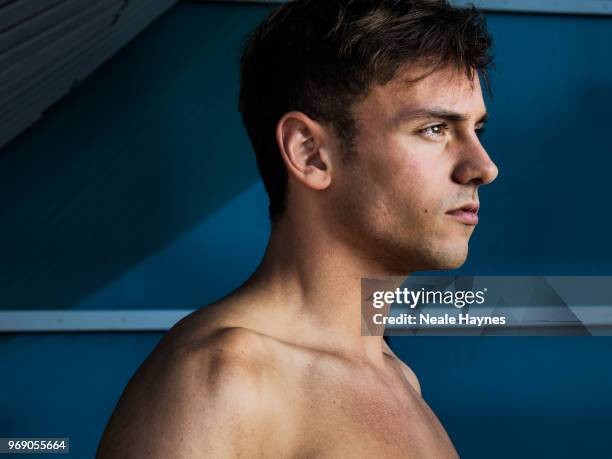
[294,373,458,458]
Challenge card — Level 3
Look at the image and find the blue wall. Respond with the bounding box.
[1,3,611,458]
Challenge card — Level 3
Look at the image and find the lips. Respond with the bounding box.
[446,202,479,225]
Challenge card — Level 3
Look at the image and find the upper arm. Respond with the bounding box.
[96,328,287,459]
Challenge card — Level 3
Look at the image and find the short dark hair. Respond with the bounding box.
[238,0,493,222]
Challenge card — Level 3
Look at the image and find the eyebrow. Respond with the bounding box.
[392,107,489,126]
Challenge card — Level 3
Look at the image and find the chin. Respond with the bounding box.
[381,244,468,275]
[430,256,467,271]
[419,240,469,271]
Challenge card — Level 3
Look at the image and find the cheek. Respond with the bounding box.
[387,156,445,215]
[357,135,450,217]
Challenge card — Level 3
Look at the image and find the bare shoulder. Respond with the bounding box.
[397,360,422,395]
[382,339,422,395]
[96,326,295,459]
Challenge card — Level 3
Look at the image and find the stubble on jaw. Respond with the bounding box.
[324,156,461,276]
[323,135,473,275]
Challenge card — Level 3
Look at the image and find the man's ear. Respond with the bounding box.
[275,111,333,191]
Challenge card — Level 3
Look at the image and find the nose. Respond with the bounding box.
[451,137,498,186]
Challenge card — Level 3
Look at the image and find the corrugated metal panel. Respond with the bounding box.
[0,0,177,149]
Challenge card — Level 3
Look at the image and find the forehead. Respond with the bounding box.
[357,65,486,121]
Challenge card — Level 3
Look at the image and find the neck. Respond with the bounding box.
[241,213,407,365]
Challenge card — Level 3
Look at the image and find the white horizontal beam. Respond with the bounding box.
[0,310,194,332]
[212,0,612,16]
[1,306,611,332]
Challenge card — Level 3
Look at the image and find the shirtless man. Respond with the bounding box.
[97,1,498,457]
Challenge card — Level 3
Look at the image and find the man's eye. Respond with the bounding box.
[475,126,486,138]
[419,123,448,140]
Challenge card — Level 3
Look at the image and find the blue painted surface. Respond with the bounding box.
[461,12,612,276]
[0,333,162,459]
[0,3,611,458]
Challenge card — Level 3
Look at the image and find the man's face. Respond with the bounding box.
[328,65,498,273]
